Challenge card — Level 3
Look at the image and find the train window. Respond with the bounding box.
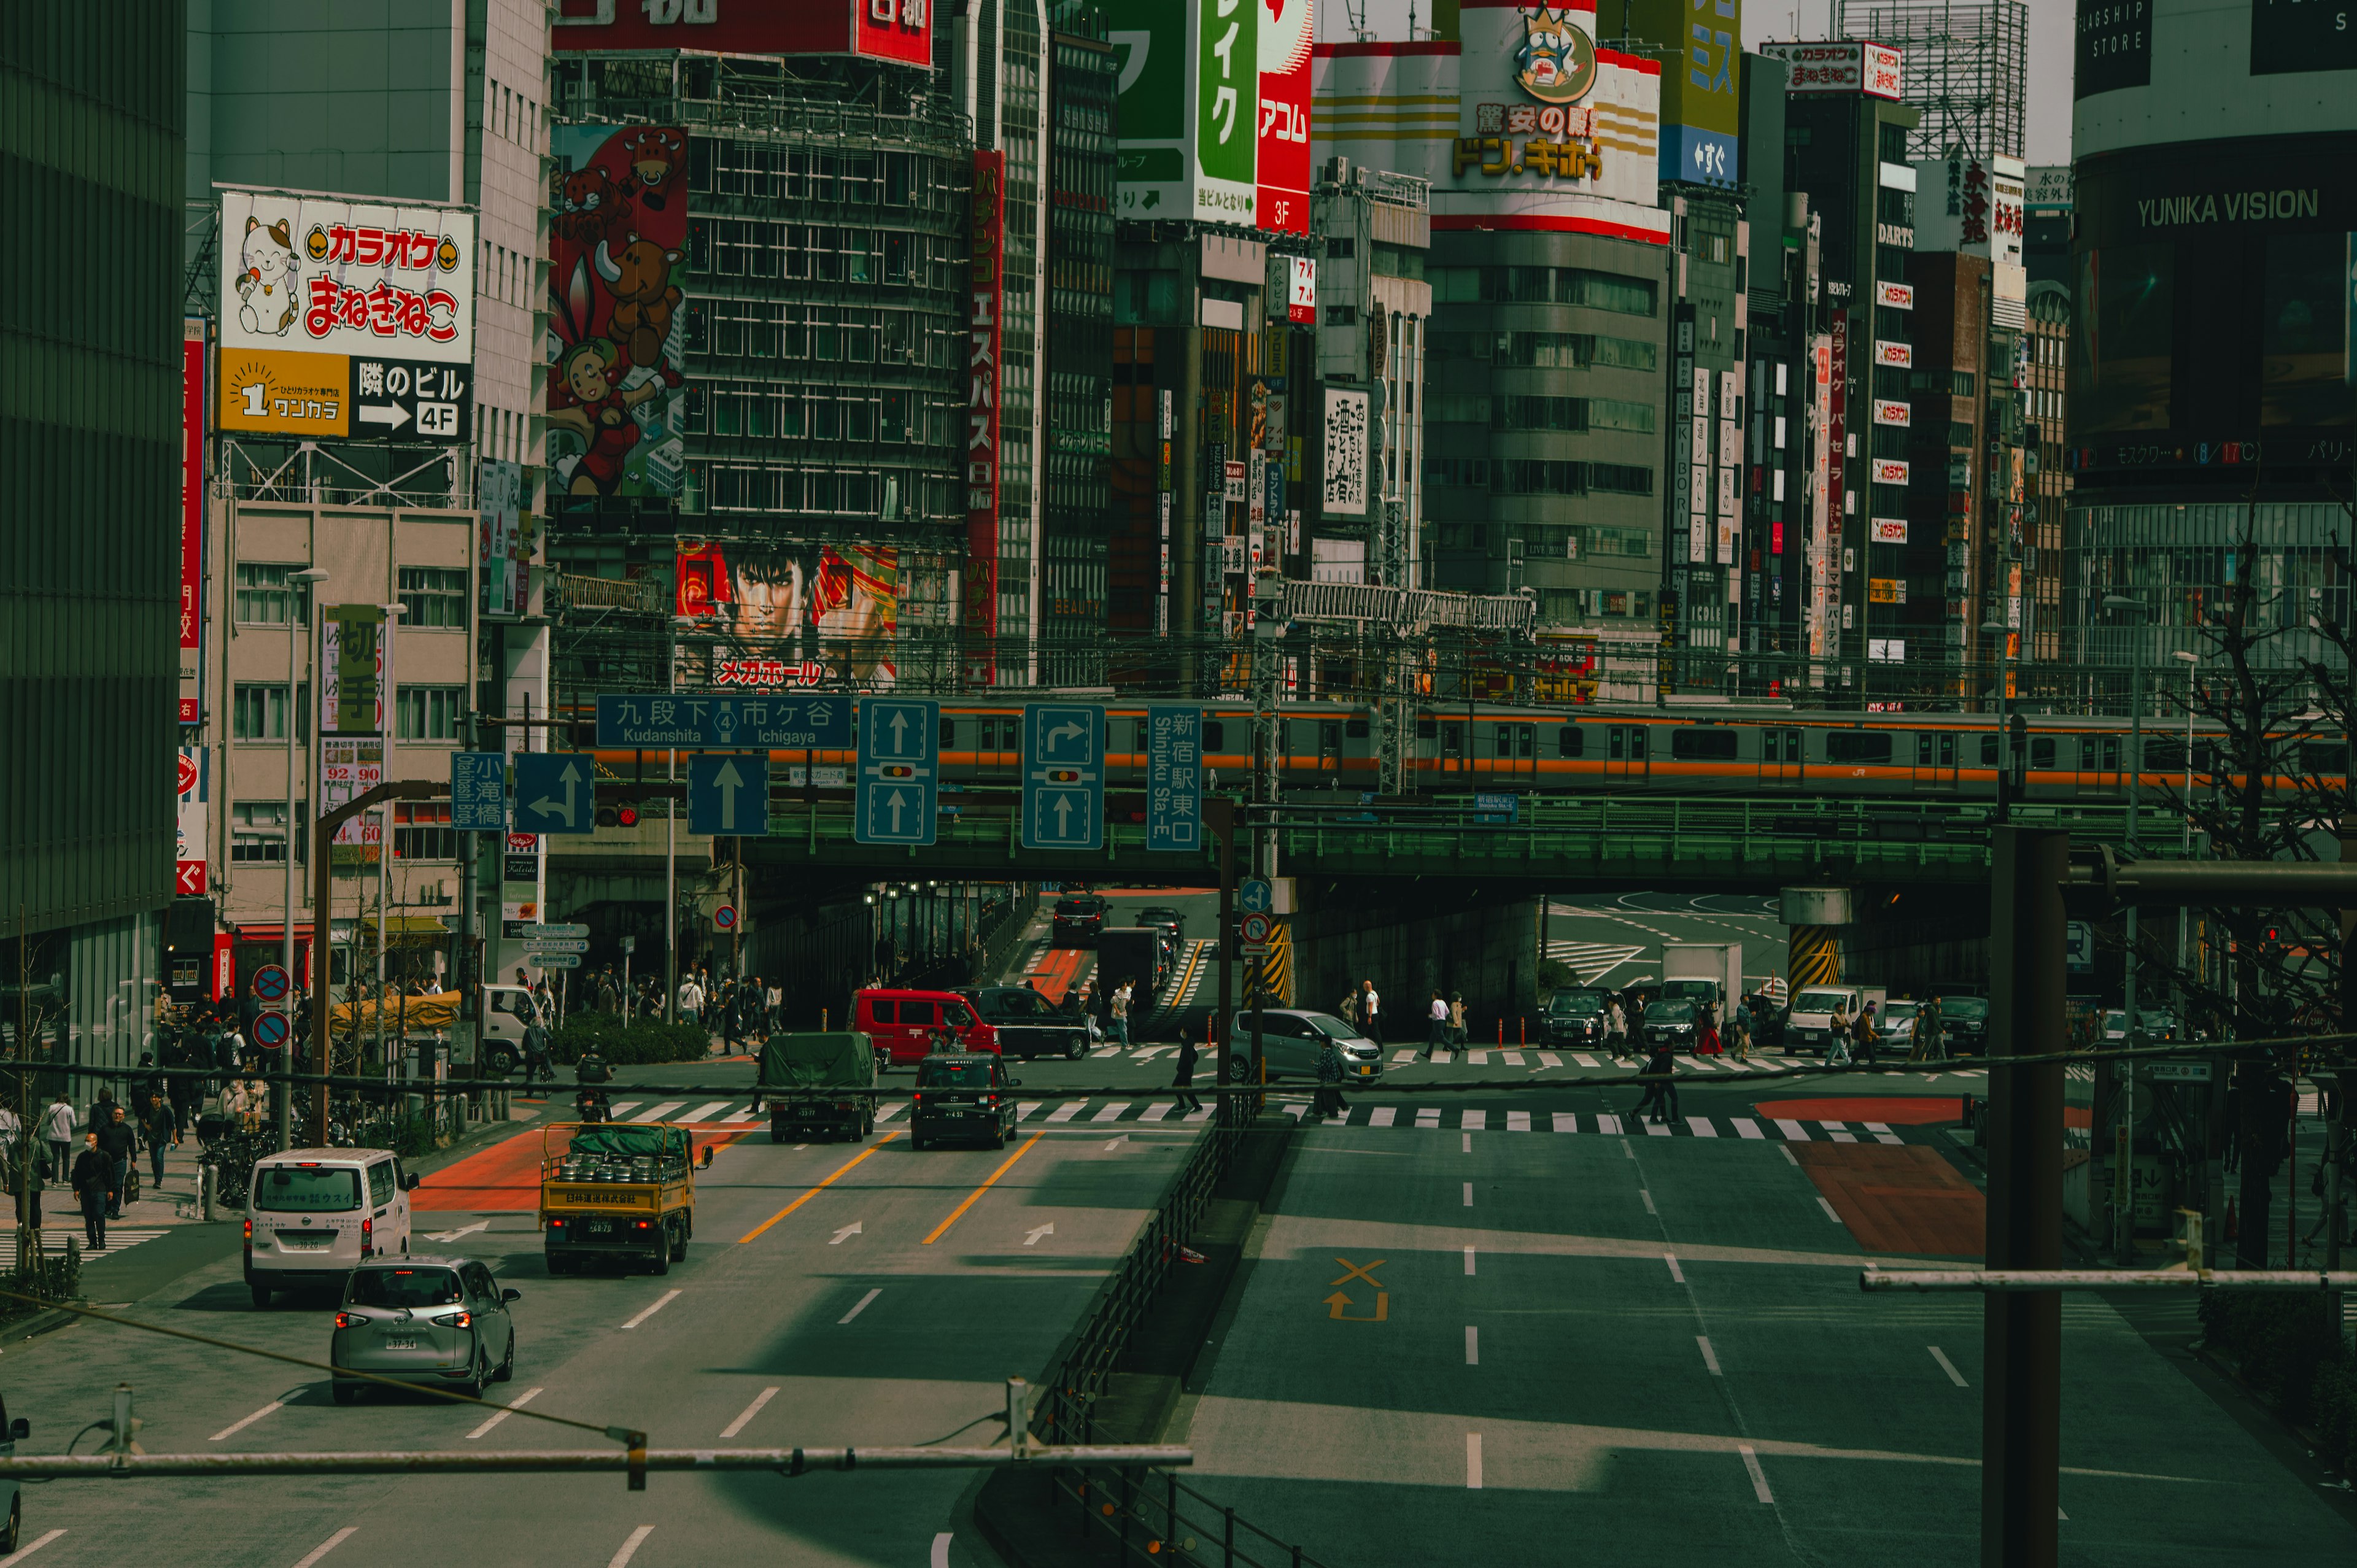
[940,717,958,748]
[1980,734,2000,766]
[1671,728,1738,761]
[1441,722,1463,757]
[1940,733,1955,767]
[1762,728,1798,763]
[2301,741,2348,775]
[1495,724,1533,758]
[1558,726,1584,758]
[2030,737,2056,770]
[1204,720,1226,751]
[1345,718,1371,740]
[1321,721,1342,754]
[1825,731,1892,765]
[2097,737,2120,771]
[1915,733,1932,765]
[1416,718,1438,740]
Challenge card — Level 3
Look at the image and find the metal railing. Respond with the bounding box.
[1050,1467,1339,1568]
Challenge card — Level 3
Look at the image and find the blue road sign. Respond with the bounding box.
[595,693,852,749]
[512,753,594,835]
[252,965,292,1004]
[1145,705,1202,851]
[1023,703,1103,851]
[450,751,506,831]
[251,1010,290,1050]
[855,698,939,846]
[1239,878,1273,914]
[689,754,768,836]
[1473,791,1519,825]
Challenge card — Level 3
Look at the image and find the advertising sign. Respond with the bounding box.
[1757,41,1902,99]
[2025,165,2073,212]
[1871,398,1911,426]
[1256,0,1314,233]
[1870,517,1909,543]
[966,149,1007,686]
[1631,0,1741,185]
[1875,339,1913,369]
[1870,458,1910,485]
[554,0,931,61]
[1196,0,1260,223]
[1322,387,1369,516]
[2075,0,2151,98]
[674,541,899,689]
[176,746,208,897]
[548,125,690,499]
[1271,254,1317,323]
[320,604,385,735]
[321,739,384,854]
[479,458,525,619]
[180,321,206,725]
[1114,0,1194,219]
[1876,280,1913,309]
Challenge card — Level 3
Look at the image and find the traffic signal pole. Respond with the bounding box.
[1209,798,1236,1108]
[311,780,443,1144]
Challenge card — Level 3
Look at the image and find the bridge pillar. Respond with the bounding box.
[1781,887,1854,993]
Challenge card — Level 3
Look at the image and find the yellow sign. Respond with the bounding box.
[1869,577,1906,604]
[217,348,350,438]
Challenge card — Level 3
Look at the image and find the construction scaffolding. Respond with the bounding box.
[1834,0,2027,161]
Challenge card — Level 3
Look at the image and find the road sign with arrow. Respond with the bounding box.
[854,698,939,846]
[350,357,471,442]
[511,753,594,835]
[1023,703,1103,851]
[689,754,767,836]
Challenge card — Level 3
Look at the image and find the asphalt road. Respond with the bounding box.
[1168,1076,2357,1566]
[0,1064,1208,1568]
[1544,891,1790,995]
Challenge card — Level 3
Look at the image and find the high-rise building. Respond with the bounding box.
[6,6,185,1062]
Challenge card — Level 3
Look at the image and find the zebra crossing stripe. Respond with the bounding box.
[1865,1122,1904,1145]
[1732,1119,1764,1139]
[1538,1052,1562,1068]
[1415,1109,1441,1128]
[1643,1119,1674,1137]
[1573,1054,1601,1068]
[1501,1052,1525,1065]
[1469,1051,1489,1065]
[1822,1122,1857,1143]
[875,1102,907,1122]
[1596,1114,1624,1135]
[681,1100,734,1123]
[1687,1118,1718,1137]
[1774,1119,1807,1140]
[1045,1102,1085,1123]
[1505,1111,1530,1132]
[1370,1106,1397,1127]
[1392,1049,1416,1064]
[1088,1102,1126,1123]
[1016,1100,1045,1120]
[1551,1111,1578,1133]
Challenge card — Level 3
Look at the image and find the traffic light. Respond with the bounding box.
[595,780,681,827]
[596,801,641,828]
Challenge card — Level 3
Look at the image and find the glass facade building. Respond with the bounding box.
[1040,15,1117,682]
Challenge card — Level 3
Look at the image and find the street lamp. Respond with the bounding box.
[665,614,697,1023]
[2102,592,2156,1264]
[279,566,330,1151]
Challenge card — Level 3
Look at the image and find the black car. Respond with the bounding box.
[1051,895,1107,947]
[961,985,1091,1060]
[1136,906,1186,943]
[1541,989,1607,1046]
[910,1053,1020,1150]
[1936,994,1989,1056]
[1641,998,1698,1049]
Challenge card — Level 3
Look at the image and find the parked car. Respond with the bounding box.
[0,1394,30,1551]
[1223,1010,1385,1084]
[910,1052,1020,1150]
[330,1255,519,1403]
[1051,895,1107,946]
[1880,999,1921,1052]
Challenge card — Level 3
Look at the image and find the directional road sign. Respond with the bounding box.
[252,964,292,1005]
[512,753,594,835]
[520,939,589,954]
[595,693,853,749]
[689,754,767,836]
[527,954,582,969]
[251,1010,290,1050]
[1239,878,1274,915]
[450,751,506,831]
[352,358,471,442]
[1145,705,1202,851]
[1023,703,1103,851]
[855,698,939,846]
[533,924,589,940]
[713,905,738,931]
[1240,911,1274,944]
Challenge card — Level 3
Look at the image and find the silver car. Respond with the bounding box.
[1225,1010,1385,1084]
[331,1255,519,1404]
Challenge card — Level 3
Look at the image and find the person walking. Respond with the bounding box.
[1171,1023,1202,1116]
[1825,1002,1854,1068]
[1420,991,1446,1059]
[522,1014,552,1079]
[142,1092,177,1191]
[1359,980,1382,1043]
[678,974,705,1033]
[43,1092,74,1186]
[1630,1040,1681,1126]
[95,1104,138,1220]
[764,978,783,1037]
[1912,997,1945,1062]
[1111,982,1132,1048]
[72,1131,113,1252]
[1730,994,1754,1062]
[1696,1003,1722,1056]
[1448,992,1468,1047]
[1336,987,1360,1032]
[1604,996,1628,1059]
[1313,1035,1348,1120]
[1852,1003,1879,1068]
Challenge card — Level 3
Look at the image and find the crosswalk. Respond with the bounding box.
[37,1224,166,1257]
[1381,1048,1987,1079]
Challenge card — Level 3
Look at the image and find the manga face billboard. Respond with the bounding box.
[547,125,691,499]
[675,541,900,689]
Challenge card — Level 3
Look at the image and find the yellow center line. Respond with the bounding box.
[738,1131,900,1243]
[921,1132,1045,1246]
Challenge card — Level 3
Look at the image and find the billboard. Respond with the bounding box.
[215,188,474,442]
[1756,40,1902,99]
[479,458,529,619]
[552,0,931,62]
[675,541,900,689]
[1258,0,1314,233]
[1630,0,1741,185]
[320,604,386,736]
[1322,387,1369,516]
[966,150,1007,684]
[1115,0,1292,231]
[176,746,208,898]
[180,320,206,725]
[548,125,690,500]
[1913,152,2025,263]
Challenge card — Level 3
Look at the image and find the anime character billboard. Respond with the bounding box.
[546,125,691,498]
[675,541,900,690]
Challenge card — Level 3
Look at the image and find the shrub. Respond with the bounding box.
[550,1014,710,1067]
[2200,1289,2355,1464]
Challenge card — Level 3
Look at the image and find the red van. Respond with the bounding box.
[855,989,999,1067]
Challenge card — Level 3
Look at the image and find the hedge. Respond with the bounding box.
[2199,1290,2357,1477]
[549,1013,711,1067]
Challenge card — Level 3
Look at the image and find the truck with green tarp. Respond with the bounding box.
[538,1122,695,1275]
[758,1030,877,1143]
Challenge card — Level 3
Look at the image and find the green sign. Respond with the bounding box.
[1114,0,1190,218]
[1194,0,1258,222]
[1114,0,1260,230]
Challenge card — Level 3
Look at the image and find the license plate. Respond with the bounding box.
[277,1233,334,1250]
[381,1337,417,1351]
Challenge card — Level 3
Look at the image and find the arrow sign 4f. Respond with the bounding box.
[689,754,767,837]
[512,754,595,835]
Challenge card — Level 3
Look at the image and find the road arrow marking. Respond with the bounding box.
[358,403,411,430]
[888,711,908,753]
[1054,794,1074,836]
[1023,1223,1055,1246]
[1047,719,1086,752]
[428,1219,490,1243]
[1323,1290,1389,1321]
[830,1221,861,1246]
[714,758,745,832]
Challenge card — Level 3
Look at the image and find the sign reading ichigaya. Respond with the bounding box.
[965,150,1006,686]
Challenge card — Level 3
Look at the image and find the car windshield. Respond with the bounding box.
[1791,990,1852,1014]
[345,1267,463,1309]
[986,991,1045,1018]
[254,1165,361,1213]
[1548,992,1602,1015]
[1302,1014,1361,1040]
[1883,1002,1919,1022]
[919,1059,998,1087]
[1943,997,1989,1020]
[1644,1000,1697,1025]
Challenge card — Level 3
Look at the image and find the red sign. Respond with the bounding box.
[1256,0,1313,235]
[1828,313,1848,489]
[180,327,206,724]
[176,860,207,897]
[552,0,930,61]
[964,150,1006,686]
[1875,339,1913,368]
[1876,280,1913,310]
[506,832,540,853]
[853,0,931,65]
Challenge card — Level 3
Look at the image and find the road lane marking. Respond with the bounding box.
[1739,1444,1773,1503]
[1131,1046,1169,1062]
[1183,1106,1213,1122]
[1573,1054,1600,1067]
[427,1218,491,1243]
[1732,1119,1763,1139]
[466,1386,542,1439]
[1046,1102,1086,1122]
[721,1107,761,1123]
[1432,1051,1453,1064]
[621,1289,683,1329]
[1462,1182,1473,1207]
[1089,1101,1127,1122]
[1639,1189,1657,1215]
[1816,1197,1843,1224]
[1644,1119,1673,1137]
[876,1102,908,1122]
[1465,1326,1479,1365]
[1687,1118,1718,1137]
[1929,1346,1969,1387]
[923,1132,1047,1245]
[1506,1110,1530,1132]
[1536,1051,1563,1068]
[1089,1046,1122,1059]
[1616,1130,1631,1151]
[1016,1100,1047,1119]
[1415,1108,1440,1127]
[1550,1111,1577,1132]
[1024,1223,1055,1246]
[1773,1119,1808,1140]
[1140,1102,1178,1121]
[1283,1103,1309,1122]
[1464,1245,1476,1275]
[838,1288,883,1324]
[606,1102,642,1115]
[1466,1432,1483,1489]
[1697,1336,1721,1375]
[1779,1144,1798,1167]
[1463,1110,1488,1132]
[209,1400,283,1442]
[1104,1136,1127,1150]
[721,1386,781,1439]
[1371,1107,1396,1127]
[11,1532,64,1561]
[1822,1121,1857,1143]
[629,1102,688,1123]
[1391,1049,1415,1063]
[740,1132,902,1242]
[1461,1132,1472,1153]
[609,1525,655,1568]
[931,1532,954,1568]
[1469,1050,1488,1065]
[290,1528,357,1568]
[1500,1051,1524,1065]
[830,1222,862,1245]
[1867,1122,1904,1145]
[1664,1253,1683,1283]
[681,1099,734,1122]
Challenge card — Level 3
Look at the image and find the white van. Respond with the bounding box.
[245,1148,418,1308]
[479,984,551,1075]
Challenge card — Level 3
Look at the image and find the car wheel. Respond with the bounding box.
[484,1046,516,1077]
[250,1284,271,1310]
[546,1253,571,1277]
[1066,1035,1085,1059]
[650,1238,671,1276]
[668,1223,688,1263]
[0,1493,19,1553]
[910,1132,927,1151]
[331,1381,360,1407]
[462,1351,489,1400]
[1224,1056,1248,1083]
[496,1330,516,1382]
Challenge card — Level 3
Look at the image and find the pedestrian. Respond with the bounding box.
[1171,1022,1202,1115]
[1422,990,1447,1059]
[244,1078,271,1134]
[1853,1003,1879,1067]
[523,1015,552,1079]
[1313,1035,1348,1120]
[72,1130,112,1251]
[1914,997,1946,1063]
[1825,1003,1853,1067]
[764,978,783,1036]
[143,1091,177,1190]
[43,1092,74,1184]
[1111,982,1132,1048]
[1696,1003,1722,1056]
[678,974,705,1032]
[1336,987,1360,1031]
[1604,996,1628,1058]
[1630,1040,1681,1125]
[96,1104,138,1219]
[85,1087,118,1143]
[1359,979,1382,1043]
[1449,993,1467,1046]
[1730,994,1754,1062]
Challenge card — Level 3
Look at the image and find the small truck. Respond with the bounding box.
[539,1122,695,1275]
[759,1030,877,1143]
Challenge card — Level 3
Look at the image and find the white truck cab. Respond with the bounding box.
[1781,984,1887,1055]
[246,1148,417,1307]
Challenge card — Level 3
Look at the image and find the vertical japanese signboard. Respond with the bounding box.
[1196,0,1258,222]
[1113,0,1283,232]
[1631,0,1741,184]
[320,604,385,854]
[180,319,207,724]
[966,150,1007,686]
[176,746,208,897]
[1113,0,1190,219]
[1145,706,1204,851]
[1322,387,1369,516]
[1256,0,1313,233]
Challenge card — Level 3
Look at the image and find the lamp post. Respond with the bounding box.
[278,567,331,1151]
[666,615,696,1023]
[2102,593,2153,1262]
[1980,617,2014,821]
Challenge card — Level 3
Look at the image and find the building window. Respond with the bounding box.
[398,567,468,629]
[393,801,457,861]
[231,683,309,743]
[230,800,304,863]
[234,564,314,625]
[396,686,465,741]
